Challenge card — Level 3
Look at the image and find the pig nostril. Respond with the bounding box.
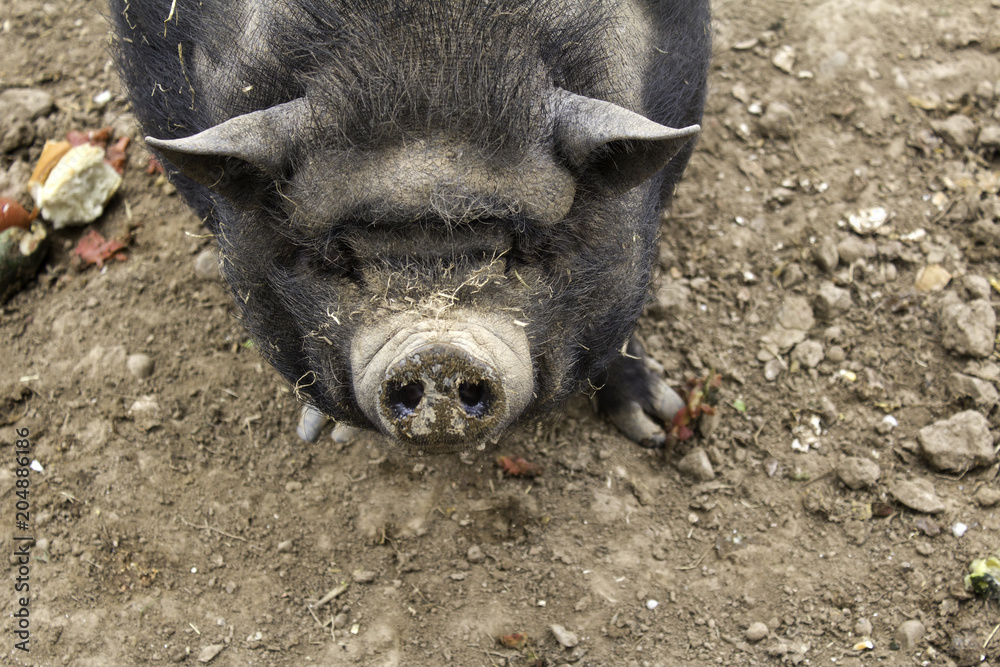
[458,381,491,417]
[388,381,424,417]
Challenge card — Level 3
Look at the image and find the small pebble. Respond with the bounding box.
[973,486,1000,507]
[889,478,945,514]
[814,282,852,320]
[646,599,659,610]
[791,340,824,368]
[466,545,485,564]
[836,457,881,490]
[918,410,995,473]
[0,88,55,120]
[677,448,715,481]
[854,618,873,637]
[771,45,796,74]
[896,619,925,650]
[197,644,224,663]
[745,622,769,642]
[126,353,154,379]
[961,275,992,301]
[951,522,968,538]
[914,264,951,292]
[948,373,999,407]
[758,101,796,139]
[826,345,846,363]
[836,237,876,264]
[813,236,839,272]
[276,540,293,552]
[940,297,996,358]
[550,623,580,648]
[352,570,376,584]
[931,114,977,148]
[763,358,784,382]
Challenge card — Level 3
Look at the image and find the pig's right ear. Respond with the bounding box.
[145,99,308,206]
[553,89,700,197]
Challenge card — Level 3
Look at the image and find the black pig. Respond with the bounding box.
[110,0,710,453]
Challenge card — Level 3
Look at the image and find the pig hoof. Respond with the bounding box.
[332,423,364,444]
[296,405,329,442]
[596,338,684,449]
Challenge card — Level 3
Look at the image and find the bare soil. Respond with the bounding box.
[3,1,1000,665]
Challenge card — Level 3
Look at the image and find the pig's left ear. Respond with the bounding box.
[553,89,700,197]
[145,99,308,206]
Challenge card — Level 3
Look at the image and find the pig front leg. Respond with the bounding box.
[594,336,685,449]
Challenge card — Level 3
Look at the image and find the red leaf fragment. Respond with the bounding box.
[67,126,114,148]
[496,456,542,478]
[146,156,165,175]
[106,136,130,174]
[669,371,722,441]
[72,229,128,269]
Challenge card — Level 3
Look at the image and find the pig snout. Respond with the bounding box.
[352,316,533,452]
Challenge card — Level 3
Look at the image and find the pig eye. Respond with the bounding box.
[296,240,359,281]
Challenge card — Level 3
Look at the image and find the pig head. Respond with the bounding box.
[114,0,709,453]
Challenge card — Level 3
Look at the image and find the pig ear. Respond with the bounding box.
[145,99,308,205]
[553,89,700,197]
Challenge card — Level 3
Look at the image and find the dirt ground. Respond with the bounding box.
[3,0,1000,665]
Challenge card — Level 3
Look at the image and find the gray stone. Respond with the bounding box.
[197,644,224,663]
[777,295,815,331]
[932,114,977,148]
[979,125,1000,149]
[550,623,580,648]
[836,457,881,490]
[466,545,485,564]
[745,622,769,642]
[0,89,53,154]
[814,282,852,320]
[941,298,996,358]
[889,478,945,514]
[836,237,877,264]
[0,159,32,199]
[760,326,807,353]
[650,280,691,318]
[126,353,155,379]
[962,275,993,301]
[918,410,995,472]
[352,569,376,583]
[976,81,995,105]
[974,486,1000,507]
[677,448,715,481]
[896,619,925,650]
[826,345,846,363]
[758,102,796,140]
[854,618,873,637]
[780,262,805,288]
[763,358,784,382]
[0,88,55,120]
[791,340,824,368]
[813,236,839,272]
[948,373,999,407]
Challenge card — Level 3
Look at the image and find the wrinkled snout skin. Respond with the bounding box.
[110,0,711,453]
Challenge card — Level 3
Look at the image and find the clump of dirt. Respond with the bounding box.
[2,1,1000,665]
